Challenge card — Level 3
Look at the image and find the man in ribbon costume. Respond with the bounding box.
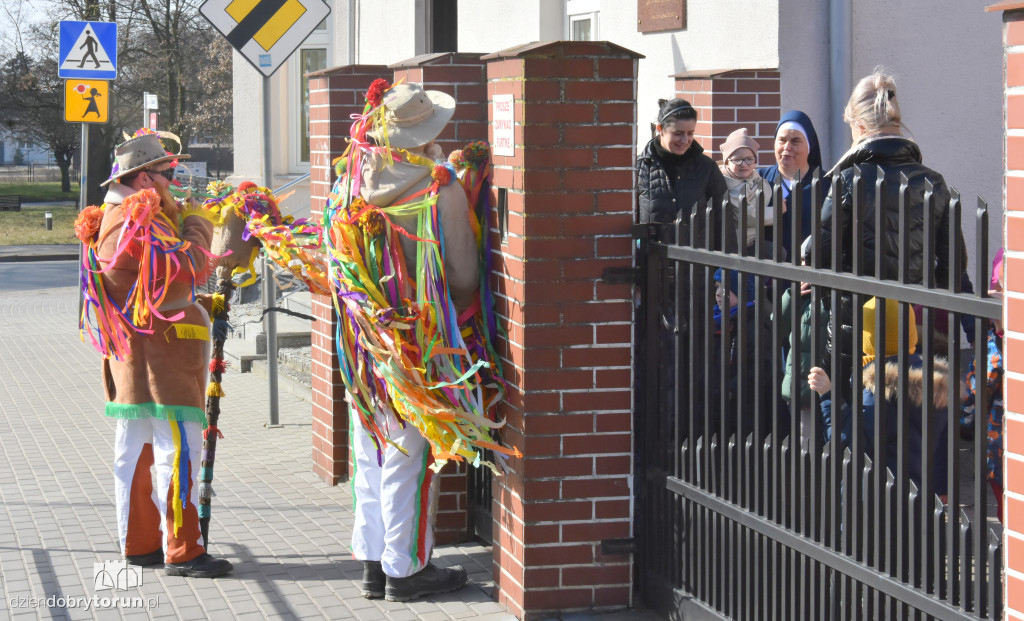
[342,83,478,602]
[79,131,232,578]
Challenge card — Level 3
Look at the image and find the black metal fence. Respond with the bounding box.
[635,167,1003,620]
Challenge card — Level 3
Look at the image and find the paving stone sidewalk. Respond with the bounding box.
[0,286,514,620]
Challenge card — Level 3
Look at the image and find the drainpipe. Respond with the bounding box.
[829,0,852,165]
[348,0,356,64]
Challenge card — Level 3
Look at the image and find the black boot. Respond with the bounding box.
[125,549,163,566]
[361,561,385,599]
[165,553,233,578]
[385,563,468,602]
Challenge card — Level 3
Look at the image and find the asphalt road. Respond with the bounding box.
[0,260,78,292]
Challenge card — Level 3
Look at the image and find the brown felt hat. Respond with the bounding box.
[101,132,190,187]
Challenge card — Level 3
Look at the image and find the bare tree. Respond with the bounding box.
[0,51,80,191]
[3,0,233,204]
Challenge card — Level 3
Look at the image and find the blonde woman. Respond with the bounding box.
[801,68,967,400]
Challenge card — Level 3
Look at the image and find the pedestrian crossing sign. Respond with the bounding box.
[65,80,109,124]
[200,0,330,78]
[58,21,118,80]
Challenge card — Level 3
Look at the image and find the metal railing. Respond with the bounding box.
[0,164,79,184]
[635,166,1002,620]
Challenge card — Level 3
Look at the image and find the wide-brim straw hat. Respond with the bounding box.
[369,83,455,149]
[101,132,190,187]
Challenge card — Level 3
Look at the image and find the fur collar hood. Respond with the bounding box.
[862,357,949,409]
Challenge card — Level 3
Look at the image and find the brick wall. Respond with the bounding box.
[482,41,641,619]
[995,4,1024,619]
[673,69,781,166]
[307,64,388,484]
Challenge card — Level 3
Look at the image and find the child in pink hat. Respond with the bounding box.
[719,127,776,253]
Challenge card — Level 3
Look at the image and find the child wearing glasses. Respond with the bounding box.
[719,127,777,254]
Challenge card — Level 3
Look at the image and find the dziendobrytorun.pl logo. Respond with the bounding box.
[6,560,162,611]
[8,594,160,611]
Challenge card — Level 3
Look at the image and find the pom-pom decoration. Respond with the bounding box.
[74,205,105,242]
[460,141,490,170]
[122,188,162,227]
[431,163,455,186]
[206,180,233,197]
[366,79,390,108]
[447,149,466,169]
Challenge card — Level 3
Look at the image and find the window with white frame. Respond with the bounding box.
[296,18,329,166]
[566,0,599,41]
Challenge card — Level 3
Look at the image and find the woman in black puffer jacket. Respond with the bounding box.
[801,69,967,399]
[637,98,730,244]
[636,99,731,459]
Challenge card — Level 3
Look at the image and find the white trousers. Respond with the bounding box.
[113,417,205,563]
[351,409,437,578]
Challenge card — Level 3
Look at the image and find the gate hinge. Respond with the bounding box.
[600,266,638,285]
[600,537,636,556]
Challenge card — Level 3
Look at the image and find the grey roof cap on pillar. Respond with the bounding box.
[480,40,644,60]
[671,68,775,79]
[388,52,488,68]
[305,64,389,78]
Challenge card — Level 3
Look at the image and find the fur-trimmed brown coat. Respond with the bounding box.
[98,183,215,422]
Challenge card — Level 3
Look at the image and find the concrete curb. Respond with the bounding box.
[0,245,79,263]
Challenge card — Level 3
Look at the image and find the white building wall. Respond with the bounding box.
[778,0,831,163]
[779,0,1003,259]
[458,0,779,145]
[231,50,266,181]
[456,0,562,52]
[354,0,424,64]
[597,0,779,137]
[851,0,1004,253]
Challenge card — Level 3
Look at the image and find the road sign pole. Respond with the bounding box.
[261,75,280,426]
[77,122,89,323]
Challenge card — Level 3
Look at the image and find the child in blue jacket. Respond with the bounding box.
[807,298,949,498]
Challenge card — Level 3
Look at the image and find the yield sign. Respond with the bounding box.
[200,0,331,78]
[58,21,117,80]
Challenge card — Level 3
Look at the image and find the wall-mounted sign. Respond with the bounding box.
[492,94,515,157]
[637,0,686,33]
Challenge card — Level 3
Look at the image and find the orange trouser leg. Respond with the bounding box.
[154,419,206,564]
[125,443,163,556]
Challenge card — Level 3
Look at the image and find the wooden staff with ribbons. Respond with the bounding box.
[199,275,233,547]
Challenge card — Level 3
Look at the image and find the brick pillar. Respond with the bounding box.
[992,3,1024,617]
[386,52,490,544]
[482,41,641,619]
[307,64,388,484]
[673,69,781,164]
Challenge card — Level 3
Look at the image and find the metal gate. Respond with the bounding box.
[634,168,1003,620]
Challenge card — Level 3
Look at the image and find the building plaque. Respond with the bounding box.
[492,94,515,157]
[637,0,686,33]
